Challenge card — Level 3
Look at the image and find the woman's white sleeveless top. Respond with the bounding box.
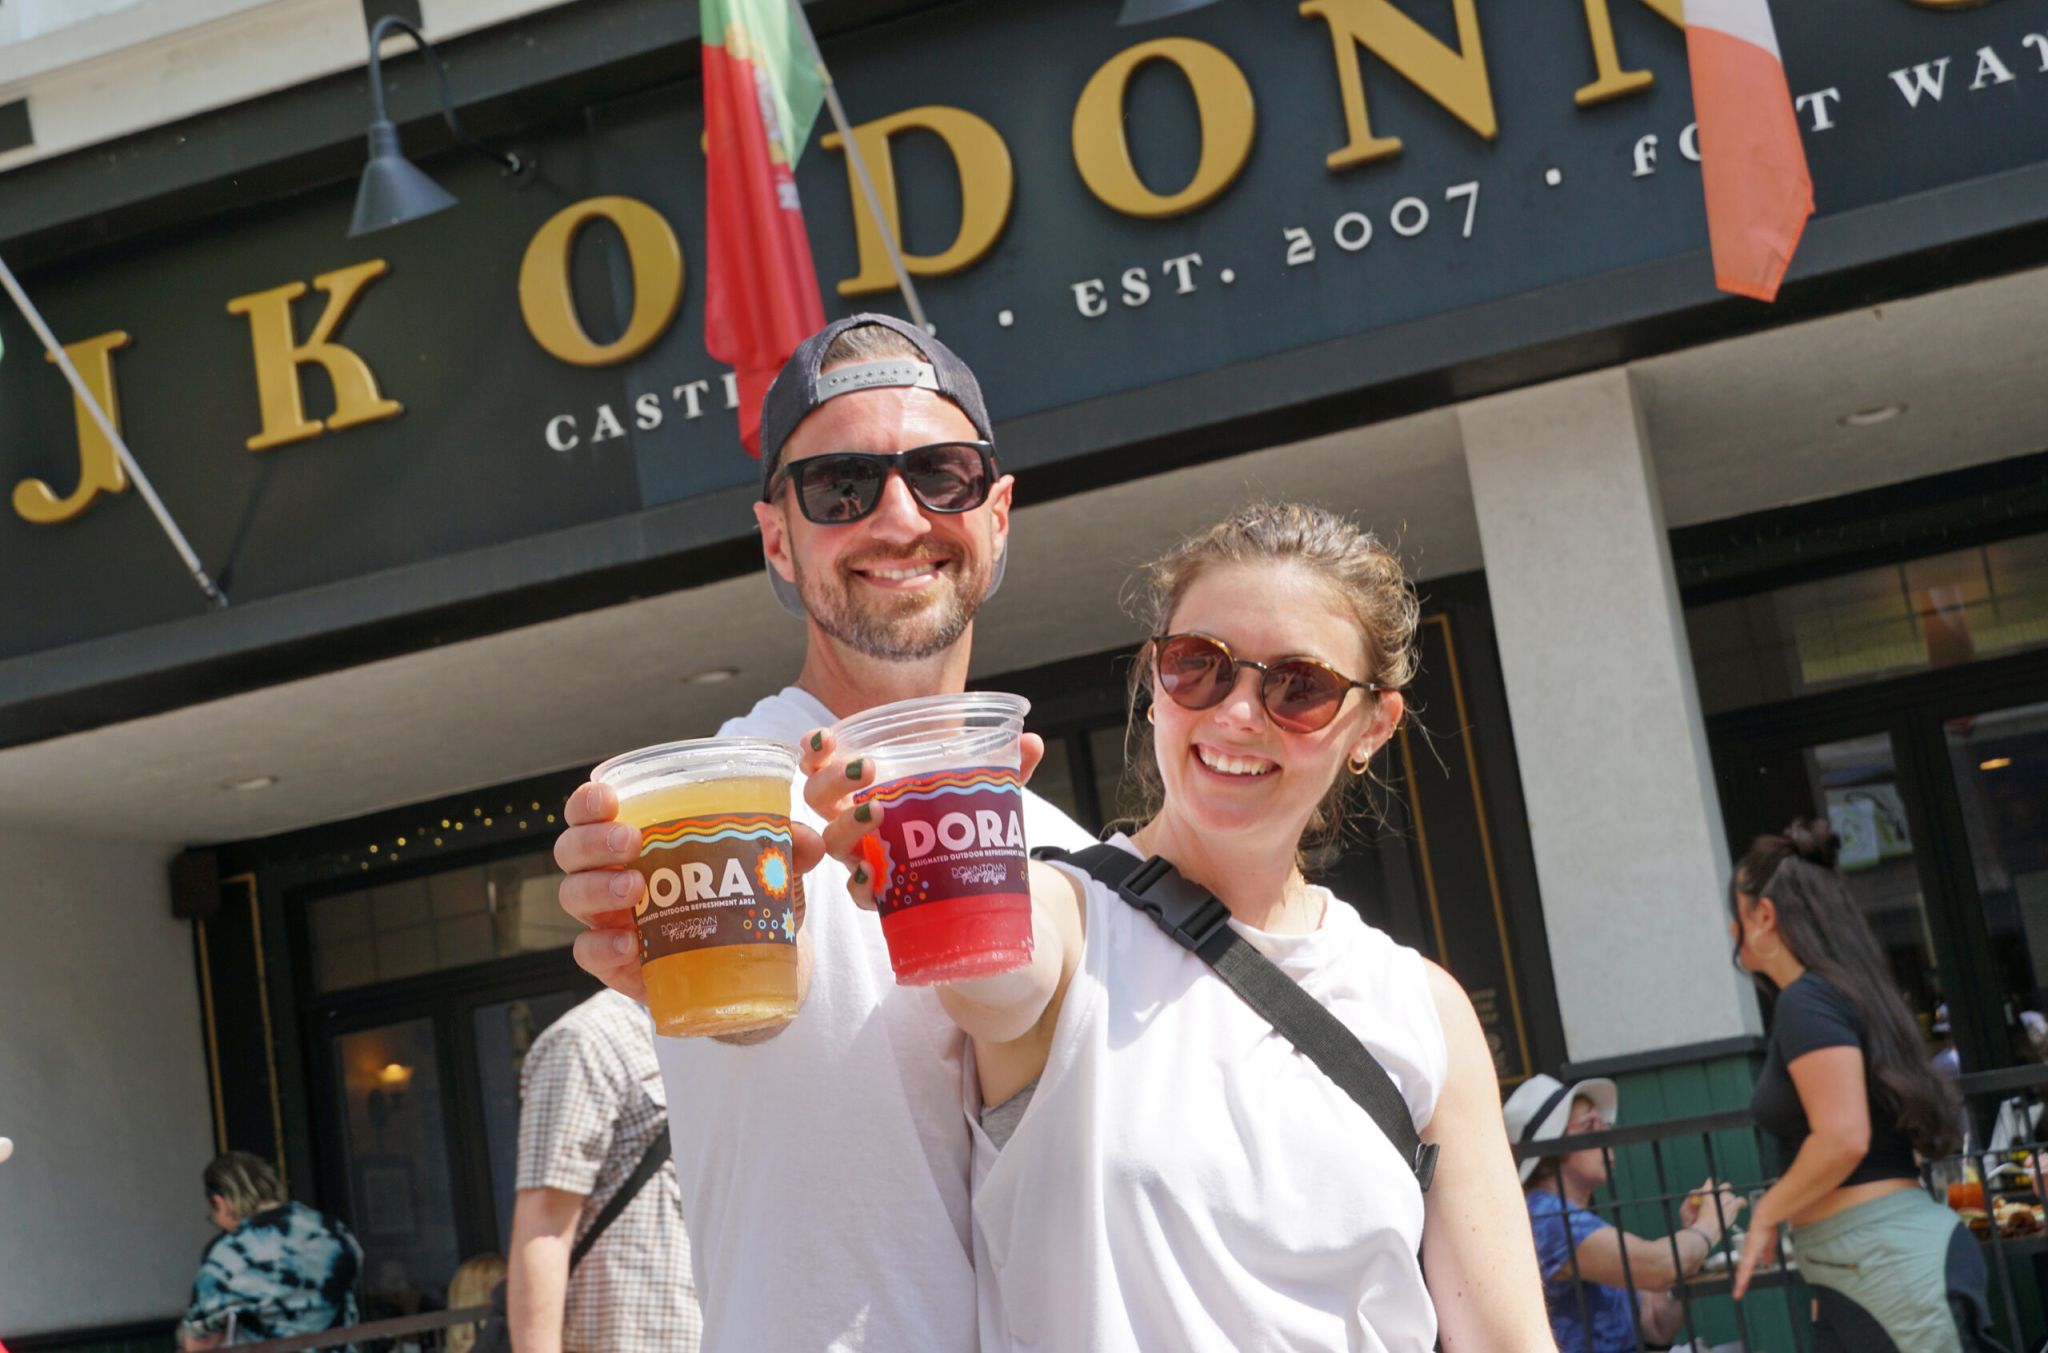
[967,837,1448,1352]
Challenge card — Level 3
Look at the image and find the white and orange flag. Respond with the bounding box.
[1685,0,1814,301]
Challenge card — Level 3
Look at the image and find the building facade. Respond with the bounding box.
[3,0,2048,1344]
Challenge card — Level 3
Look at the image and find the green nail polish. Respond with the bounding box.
[847,759,864,779]
[852,866,867,885]
[855,803,872,823]
[810,731,823,751]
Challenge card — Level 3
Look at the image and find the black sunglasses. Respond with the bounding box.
[770,441,997,525]
[1151,632,1381,734]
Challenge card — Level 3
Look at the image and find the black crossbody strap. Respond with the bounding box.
[1041,844,1438,1192]
[570,1129,672,1268]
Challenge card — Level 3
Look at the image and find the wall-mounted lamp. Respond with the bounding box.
[349,15,530,238]
[376,1061,417,1096]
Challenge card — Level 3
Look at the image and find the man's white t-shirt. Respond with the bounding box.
[656,685,1094,1352]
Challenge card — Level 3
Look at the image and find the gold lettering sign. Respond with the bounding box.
[1297,0,1497,170]
[518,197,685,367]
[1072,38,1256,219]
[1573,0,1681,108]
[12,331,132,526]
[822,107,1014,297]
[226,260,402,453]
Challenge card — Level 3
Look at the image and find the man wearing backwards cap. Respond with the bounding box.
[553,314,1093,1351]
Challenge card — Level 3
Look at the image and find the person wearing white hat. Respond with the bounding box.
[1505,1072,1744,1352]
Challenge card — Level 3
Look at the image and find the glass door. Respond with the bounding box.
[1716,728,1952,1037]
[311,967,593,1317]
[328,1016,462,1320]
[1714,675,2048,1076]
[473,989,586,1248]
[1942,700,2048,1066]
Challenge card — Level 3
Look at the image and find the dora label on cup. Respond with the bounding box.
[633,814,800,961]
[860,767,1027,917]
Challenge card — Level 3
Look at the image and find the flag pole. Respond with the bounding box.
[783,0,929,332]
[0,253,228,608]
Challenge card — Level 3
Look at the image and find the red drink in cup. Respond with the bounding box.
[832,693,1033,985]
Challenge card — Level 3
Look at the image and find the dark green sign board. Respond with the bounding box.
[1,0,2045,664]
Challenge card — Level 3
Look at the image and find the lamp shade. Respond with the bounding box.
[348,119,459,237]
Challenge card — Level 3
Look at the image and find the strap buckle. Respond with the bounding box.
[1413,1141,1440,1192]
[1122,856,1231,953]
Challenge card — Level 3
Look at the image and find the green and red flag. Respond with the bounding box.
[701,0,828,457]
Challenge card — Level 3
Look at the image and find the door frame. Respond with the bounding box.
[1708,646,2048,1075]
[304,936,598,1285]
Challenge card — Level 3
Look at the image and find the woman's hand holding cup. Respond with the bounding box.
[799,726,1048,915]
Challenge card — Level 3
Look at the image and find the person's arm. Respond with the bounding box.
[177,1242,235,1350]
[1637,1287,1687,1347]
[507,1187,584,1353]
[1419,962,1553,1351]
[1734,1045,1870,1296]
[1553,1180,1744,1289]
[937,860,1086,1107]
[797,728,1080,1106]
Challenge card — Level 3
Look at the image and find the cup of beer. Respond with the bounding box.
[592,737,802,1038]
[832,693,1032,985]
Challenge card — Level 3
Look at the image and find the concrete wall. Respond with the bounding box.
[1462,370,1759,1063]
[0,825,214,1335]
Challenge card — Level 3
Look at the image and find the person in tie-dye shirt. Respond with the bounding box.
[178,1152,362,1349]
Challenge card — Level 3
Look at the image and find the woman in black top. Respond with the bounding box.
[1729,820,2002,1352]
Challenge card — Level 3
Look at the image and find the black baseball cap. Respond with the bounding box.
[756,313,1005,619]
[758,312,994,498]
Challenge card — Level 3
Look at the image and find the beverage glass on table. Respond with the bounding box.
[593,737,802,1037]
[832,692,1033,985]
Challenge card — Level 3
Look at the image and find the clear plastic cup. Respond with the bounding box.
[831,693,1033,985]
[592,737,801,1037]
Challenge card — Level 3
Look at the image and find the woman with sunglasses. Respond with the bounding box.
[803,502,1549,1351]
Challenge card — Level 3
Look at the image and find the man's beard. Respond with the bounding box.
[793,544,994,662]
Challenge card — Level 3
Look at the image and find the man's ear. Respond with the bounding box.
[754,500,797,583]
[987,473,1014,545]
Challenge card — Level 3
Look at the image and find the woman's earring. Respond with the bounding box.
[1346,750,1371,776]
[1145,703,1157,725]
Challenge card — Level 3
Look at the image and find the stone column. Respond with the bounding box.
[1459,369,1757,1063]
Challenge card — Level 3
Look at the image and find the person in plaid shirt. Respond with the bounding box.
[508,989,700,1353]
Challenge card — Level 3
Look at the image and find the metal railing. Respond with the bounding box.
[1516,1107,1802,1352]
[1924,1062,2048,1353]
[1516,1072,2048,1353]
[230,1306,490,1353]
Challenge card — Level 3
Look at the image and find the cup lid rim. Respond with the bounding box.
[592,736,798,786]
[831,691,1030,739]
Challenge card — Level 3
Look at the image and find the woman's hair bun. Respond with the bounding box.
[1781,818,1841,870]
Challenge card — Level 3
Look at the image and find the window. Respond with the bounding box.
[307,851,578,993]
[1690,533,2048,714]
